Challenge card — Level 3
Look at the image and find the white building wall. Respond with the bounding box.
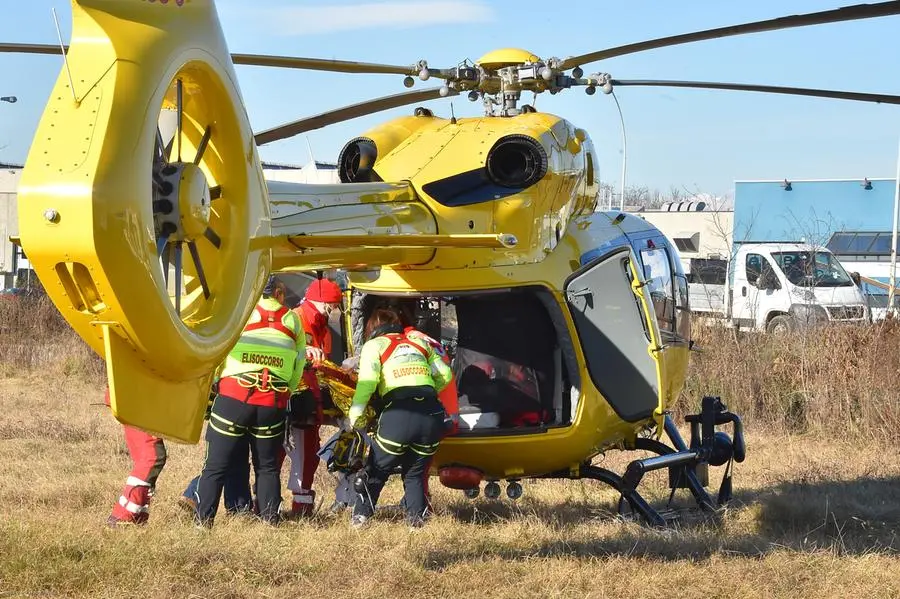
[262,162,339,184]
[0,167,24,286]
[638,210,735,262]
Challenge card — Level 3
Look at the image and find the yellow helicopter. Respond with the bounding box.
[4,0,900,525]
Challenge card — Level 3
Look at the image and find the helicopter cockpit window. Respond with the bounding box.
[674,274,690,341]
[639,247,675,334]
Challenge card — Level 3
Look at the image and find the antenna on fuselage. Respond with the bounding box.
[450,103,457,124]
[305,136,314,164]
[51,7,77,104]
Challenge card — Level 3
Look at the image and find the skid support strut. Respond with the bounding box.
[539,396,746,527]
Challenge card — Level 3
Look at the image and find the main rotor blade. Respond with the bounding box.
[254,87,457,146]
[560,1,900,69]
[609,79,900,105]
[0,43,417,76]
[0,43,63,56]
[231,53,416,75]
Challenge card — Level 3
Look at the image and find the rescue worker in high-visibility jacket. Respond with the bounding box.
[401,325,458,508]
[104,388,167,527]
[284,277,341,516]
[195,276,305,527]
[347,307,453,529]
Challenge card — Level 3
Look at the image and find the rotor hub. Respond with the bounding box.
[154,162,211,242]
[178,163,212,239]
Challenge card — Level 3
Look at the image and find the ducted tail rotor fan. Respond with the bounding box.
[13,1,270,442]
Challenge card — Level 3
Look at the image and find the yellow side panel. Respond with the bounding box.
[104,325,211,444]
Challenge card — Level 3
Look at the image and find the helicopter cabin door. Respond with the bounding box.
[565,245,664,422]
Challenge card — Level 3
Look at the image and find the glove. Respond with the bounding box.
[305,346,325,367]
[348,404,365,429]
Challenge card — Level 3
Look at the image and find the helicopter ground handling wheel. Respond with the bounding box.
[15,2,270,442]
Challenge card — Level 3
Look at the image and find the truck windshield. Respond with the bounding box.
[771,251,853,287]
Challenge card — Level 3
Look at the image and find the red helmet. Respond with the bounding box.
[304,279,342,303]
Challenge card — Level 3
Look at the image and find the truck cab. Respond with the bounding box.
[727,243,868,333]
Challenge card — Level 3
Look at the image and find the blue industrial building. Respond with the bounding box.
[734,177,899,309]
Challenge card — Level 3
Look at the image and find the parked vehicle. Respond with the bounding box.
[686,242,869,333]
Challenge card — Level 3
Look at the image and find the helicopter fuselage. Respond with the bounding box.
[267,110,690,481]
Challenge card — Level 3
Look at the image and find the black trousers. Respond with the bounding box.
[182,438,252,514]
[196,394,286,525]
[354,386,445,524]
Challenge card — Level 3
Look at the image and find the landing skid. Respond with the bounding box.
[529,397,745,528]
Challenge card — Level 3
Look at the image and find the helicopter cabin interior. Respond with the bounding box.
[349,287,580,435]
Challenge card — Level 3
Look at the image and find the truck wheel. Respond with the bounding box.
[766,315,794,335]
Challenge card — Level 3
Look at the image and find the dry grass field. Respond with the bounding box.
[1,296,899,598]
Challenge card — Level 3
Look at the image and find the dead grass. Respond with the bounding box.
[0,299,899,597]
[681,319,900,442]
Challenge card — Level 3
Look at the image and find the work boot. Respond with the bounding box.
[106,512,148,528]
[328,500,349,515]
[177,496,197,514]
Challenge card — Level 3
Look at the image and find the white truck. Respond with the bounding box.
[687,242,870,333]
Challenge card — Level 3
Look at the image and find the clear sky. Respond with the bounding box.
[0,0,899,197]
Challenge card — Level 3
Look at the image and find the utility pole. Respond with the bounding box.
[610,90,627,211]
[889,134,900,316]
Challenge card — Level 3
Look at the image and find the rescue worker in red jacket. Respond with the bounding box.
[195,276,305,527]
[348,307,453,529]
[105,388,167,527]
[284,277,342,515]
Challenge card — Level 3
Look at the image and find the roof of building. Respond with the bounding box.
[261,160,337,171]
[0,162,24,169]
[261,161,302,170]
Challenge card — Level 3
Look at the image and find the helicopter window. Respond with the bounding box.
[674,274,690,341]
[639,247,676,333]
[585,152,594,187]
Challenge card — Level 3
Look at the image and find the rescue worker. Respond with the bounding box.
[177,384,253,516]
[104,388,167,527]
[194,275,305,527]
[331,305,459,514]
[284,277,342,516]
[401,323,458,508]
[347,307,453,529]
